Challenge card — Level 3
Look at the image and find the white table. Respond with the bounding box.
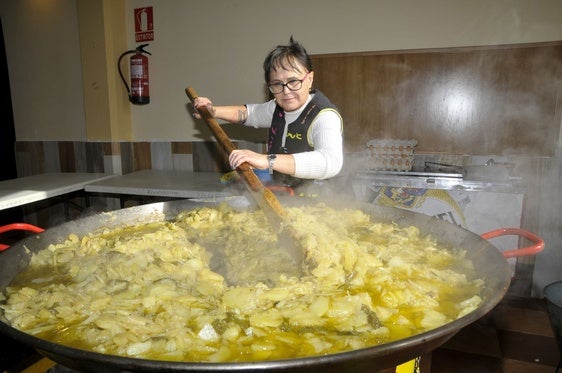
[84,170,233,201]
[0,173,114,211]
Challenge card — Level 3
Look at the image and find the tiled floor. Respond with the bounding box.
[426,294,561,373]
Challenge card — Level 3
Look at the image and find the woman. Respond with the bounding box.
[193,37,343,192]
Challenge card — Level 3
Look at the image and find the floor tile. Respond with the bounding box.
[439,323,501,357]
[430,349,502,373]
[427,294,561,372]
[498,330,560,366]
[502,358,558,373]
[493,303,554,337]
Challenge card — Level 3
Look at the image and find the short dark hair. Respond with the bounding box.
[263,36,313,83]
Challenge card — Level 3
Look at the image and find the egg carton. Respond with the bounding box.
[365,139,417,171]
[366,139,417,156]
[368,155,415,172]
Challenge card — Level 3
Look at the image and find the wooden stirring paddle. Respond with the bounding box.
[185,87,303,266]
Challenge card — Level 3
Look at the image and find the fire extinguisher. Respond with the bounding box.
[118,44,151,105]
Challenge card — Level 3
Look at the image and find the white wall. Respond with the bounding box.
[2,0,562,142]
[1,0,86,141]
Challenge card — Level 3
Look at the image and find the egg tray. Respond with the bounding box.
[365,139,417,172]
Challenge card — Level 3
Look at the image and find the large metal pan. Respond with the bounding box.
[0,199,540,372]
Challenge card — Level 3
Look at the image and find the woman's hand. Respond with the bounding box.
[192,97,215,119]
[229,149,268,170]
[192,98,247,124]
[229,151,296,176]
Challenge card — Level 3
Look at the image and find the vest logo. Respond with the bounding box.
[287,132,303,140]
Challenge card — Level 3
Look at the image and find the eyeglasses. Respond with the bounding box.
[268,72,310,94]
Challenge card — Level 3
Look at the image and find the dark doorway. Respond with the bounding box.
[0,20,37,372]
[0,18,22,224]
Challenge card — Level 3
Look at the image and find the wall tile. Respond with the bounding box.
[43,141,60,173]
[58,141,75,172]
[104,142,120,155]
[172,142,192,154]
[85,142,105,173]
[16,141,43,177]
[14,140,233,175]
[151,142,173,170]
[173,153,193,172]
[103,155,122,175]
[192,141,230,172]
[133,142,151,171]
[73,141,88,172]
[120,142,134,174]
[15,151,33,177]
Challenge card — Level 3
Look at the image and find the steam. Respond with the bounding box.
[340,44,562,299]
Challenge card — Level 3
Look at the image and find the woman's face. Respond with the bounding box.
[268,59,314,112]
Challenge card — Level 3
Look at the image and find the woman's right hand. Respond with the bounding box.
[192,97,215,119]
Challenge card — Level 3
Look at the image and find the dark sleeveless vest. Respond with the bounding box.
[267,90,341,187]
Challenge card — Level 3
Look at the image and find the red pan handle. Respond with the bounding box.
[480,228,544,258]
[0,223,45,251]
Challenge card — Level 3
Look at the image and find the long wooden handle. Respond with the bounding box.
[185,86,286,221]
[186,87,237,155]
[185,87,264,191]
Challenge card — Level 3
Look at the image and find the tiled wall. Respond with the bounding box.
[14,140,266,177]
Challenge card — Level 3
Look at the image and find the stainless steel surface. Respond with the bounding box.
[353,170,522,192]
[354,170,464,190]
[0,199,512,373]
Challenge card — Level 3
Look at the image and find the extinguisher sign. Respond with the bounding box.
[134,7,154,42]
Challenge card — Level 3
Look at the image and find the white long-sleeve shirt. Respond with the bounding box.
[245,94,343,180]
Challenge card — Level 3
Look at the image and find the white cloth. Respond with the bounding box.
[245,95,343,180]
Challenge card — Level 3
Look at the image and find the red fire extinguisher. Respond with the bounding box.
[118,44,151,105]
